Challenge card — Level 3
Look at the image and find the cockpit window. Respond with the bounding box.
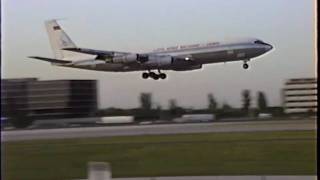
[254,40,269,45]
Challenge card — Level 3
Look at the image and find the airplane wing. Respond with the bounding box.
[28,56,72,64]
[63,47,194,61]
[62,48,129,59]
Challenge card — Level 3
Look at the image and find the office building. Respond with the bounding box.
[282,78,317,114]
[1,78,97,120]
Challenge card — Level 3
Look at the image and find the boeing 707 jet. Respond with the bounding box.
[29,20,273,80]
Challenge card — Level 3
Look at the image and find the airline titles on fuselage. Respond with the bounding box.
[153,42,220,53]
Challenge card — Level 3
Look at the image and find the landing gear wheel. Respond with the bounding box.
[142,72,149,79]
[243,63,249,69]
[149,72,156,77]
[159,73,167,79]
[149,72,159,80]
[152,75,159,80]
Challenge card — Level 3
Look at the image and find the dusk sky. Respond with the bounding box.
[2,0,316,109]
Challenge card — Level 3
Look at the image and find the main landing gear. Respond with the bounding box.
[142,70,167,80]
[243,60,250,69]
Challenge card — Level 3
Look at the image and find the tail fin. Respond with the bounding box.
[45,20,79,60]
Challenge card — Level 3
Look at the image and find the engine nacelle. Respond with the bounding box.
[112,54,138,64]
[111,54,173,68]
[144,55,173,68]
[112,54,150,64]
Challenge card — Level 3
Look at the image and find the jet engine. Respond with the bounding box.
[112,54,140,64]
[144,55,173,68]
[112,54,173,68]
[112,53,149,63]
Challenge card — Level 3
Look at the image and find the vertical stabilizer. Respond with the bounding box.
[45,20,80,60]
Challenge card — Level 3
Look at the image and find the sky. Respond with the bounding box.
[1,0,316,109]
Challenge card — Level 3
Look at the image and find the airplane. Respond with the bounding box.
[29,20,273,80]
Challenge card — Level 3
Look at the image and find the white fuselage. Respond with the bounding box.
[30,20,274,80]
[64,38,273,72]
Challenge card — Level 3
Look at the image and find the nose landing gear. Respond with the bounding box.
[243,60,250,69]
[243,63,249,69]
[142,70,167,80]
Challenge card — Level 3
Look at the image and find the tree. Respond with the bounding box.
[242,89,251,114]
[169,99,183,117]
[207,93,218,112]
[156,104,162,111]
[222,102,232,111]
[169,99,177,111]
[140,93,152,110]
[215,101,233,119]
[257,91,268,112]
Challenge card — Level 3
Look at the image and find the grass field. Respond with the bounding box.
[3,130,317,180]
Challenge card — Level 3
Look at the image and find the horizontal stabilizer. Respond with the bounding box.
[28,56,72,64]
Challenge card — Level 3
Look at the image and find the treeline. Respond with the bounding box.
[2,90,285,128]
[97,90,285,121]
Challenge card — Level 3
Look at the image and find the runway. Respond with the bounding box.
[2,119,316,142]
[115,176,316,180]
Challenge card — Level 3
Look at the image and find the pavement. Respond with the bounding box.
[2,119,316,142]
[112,176,317,180]
[75,175,317,180]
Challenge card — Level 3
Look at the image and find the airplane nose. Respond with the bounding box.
[266,44,273,51]
[269,44,273,50]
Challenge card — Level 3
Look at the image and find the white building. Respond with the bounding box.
[282,78,317,114]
